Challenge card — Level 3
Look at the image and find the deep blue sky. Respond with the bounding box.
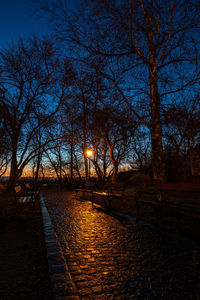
[0,0,51,49]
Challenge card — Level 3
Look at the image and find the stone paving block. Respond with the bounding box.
[47,250,62,258]
[48,256,64,265]
[47,242,60,249]
[63,272,74,282]
[45,234,57,240]
[84,268,96,275]
[79,264,88,270]
[76,281,92,289]
[91,285,102,294]
[45,237,57,243]
[47,245,60,253]
[66,261,78,266]
[70,269,82,276]
[49,264,67,274]
[78,288,93,297]
[73,275,86,282]
[93,295,107,300]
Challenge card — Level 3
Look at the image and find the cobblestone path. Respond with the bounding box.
[43,191,200,300]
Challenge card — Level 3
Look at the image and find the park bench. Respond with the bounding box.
[92,183,127,209]
[75,183,97,201]
[75,182,127,209]
[135,184,200,222]
[14,184,39,214]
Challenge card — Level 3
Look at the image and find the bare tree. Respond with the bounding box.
[0,89,10,177]
[60,100,81,182]
[0,123,9,177]
[36,0,200,184]
[164,98,200,179]
[71,71,96,182]
[45,141,68,188]
[31,118,53,187]
[129,129,151,173]
[0,37,73,191]
[91,103,137,183]
[90,138,112,183]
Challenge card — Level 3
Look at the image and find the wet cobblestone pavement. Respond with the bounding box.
[43,191,200,300]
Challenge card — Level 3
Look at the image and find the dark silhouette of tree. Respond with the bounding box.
[91,103,137,183]
[0,37,73,191]
[90,137,112,183]
[71,71,97,182]
[60,100,82,182]
[164,99,200,180]
[36,0,200,184]
[45,141,68,189]
[0,120,10,177]
[129,129,151,173]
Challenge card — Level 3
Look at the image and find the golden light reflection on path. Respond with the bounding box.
[44,191,200,299]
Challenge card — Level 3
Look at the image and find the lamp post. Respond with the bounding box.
[86,149,93,182]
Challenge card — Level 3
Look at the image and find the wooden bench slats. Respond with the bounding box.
[75,184,96,200]
[108,193,124,197]
[14,185,39,214]
[93,191,109,196]
[75,183,126,208]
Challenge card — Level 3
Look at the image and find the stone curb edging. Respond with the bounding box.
[40,195,79,300]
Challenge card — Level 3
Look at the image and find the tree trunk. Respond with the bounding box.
[34,151,42,188]
[144,10,166,185]
[93,159,102,182]
[70,142,74,181]
[83,130,89,183]
[7,150,18,192]
[74,153,82,181]
[150,71,166,185]
[108,144,118,184]
[111,163,118,184]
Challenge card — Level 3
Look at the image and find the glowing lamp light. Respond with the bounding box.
[86,150,93,157]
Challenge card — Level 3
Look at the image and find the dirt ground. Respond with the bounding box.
[0,193,53,300]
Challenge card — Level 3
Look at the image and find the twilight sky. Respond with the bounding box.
[0,0,51,49]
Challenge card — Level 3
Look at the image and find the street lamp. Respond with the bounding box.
[86,149,93,181]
